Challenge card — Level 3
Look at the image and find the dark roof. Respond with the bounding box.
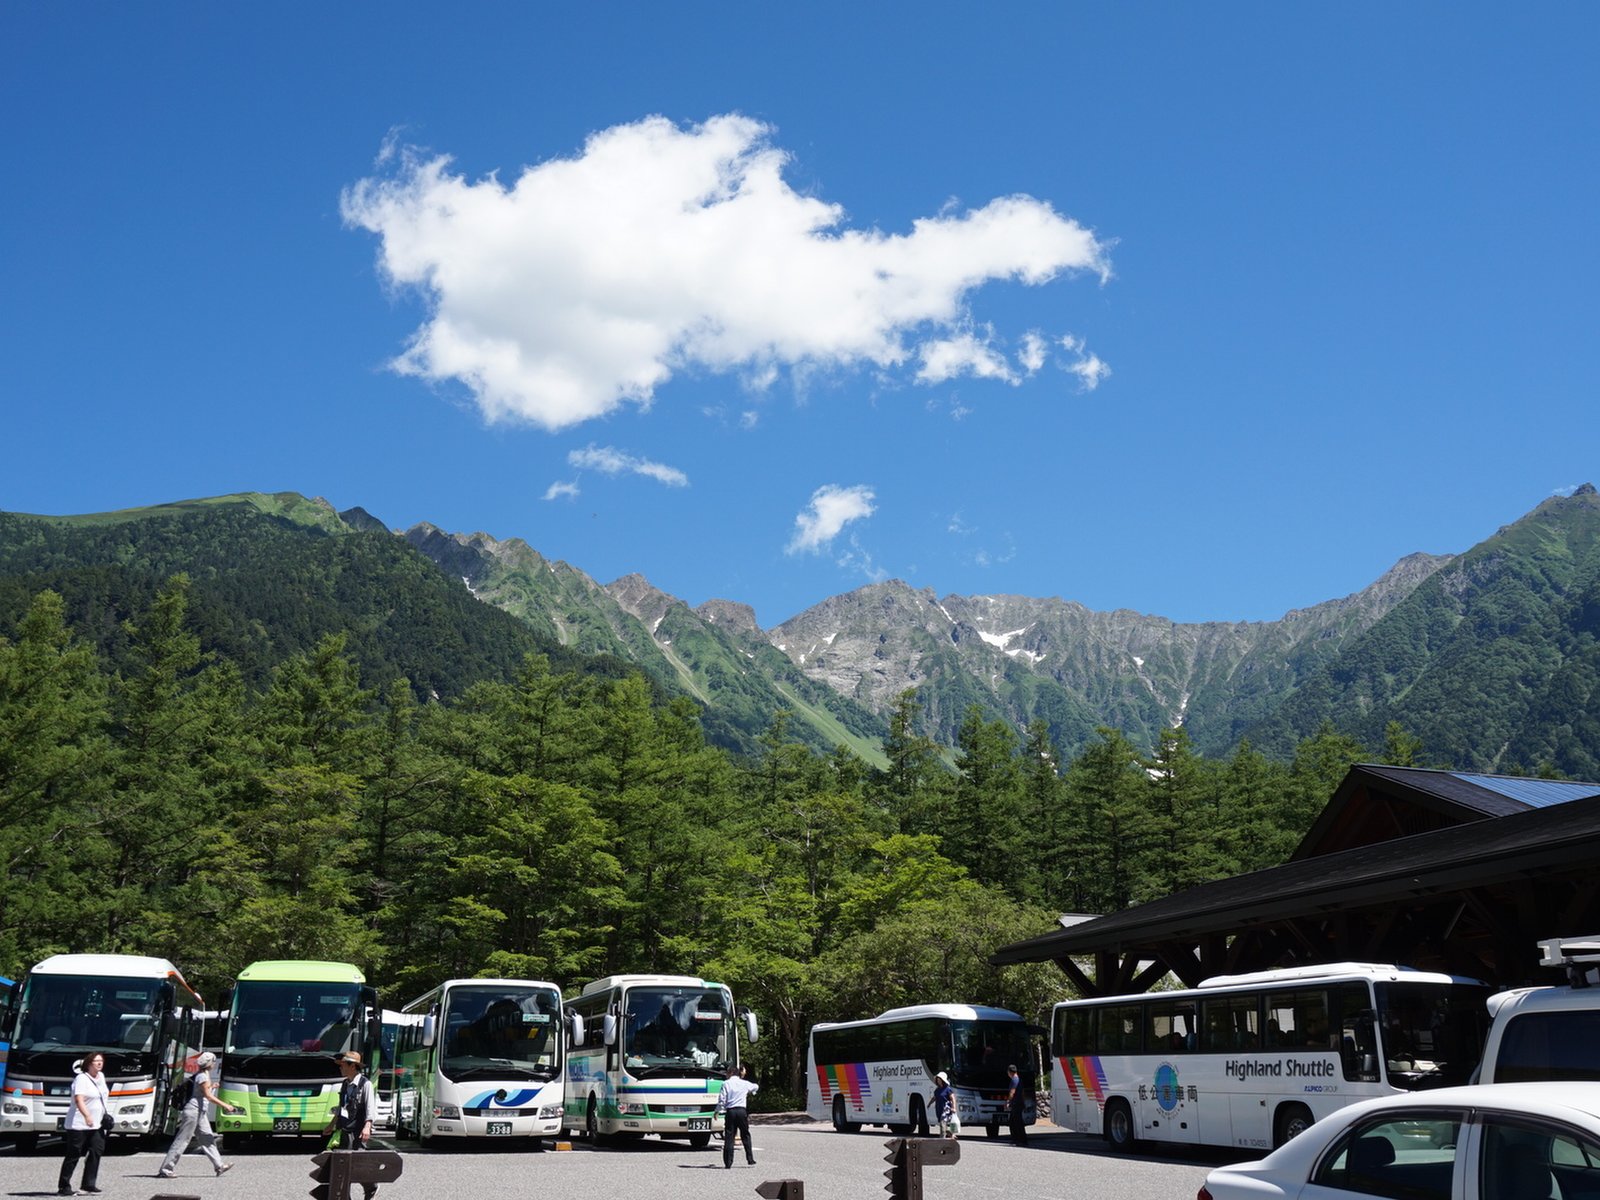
[991,786,1600,966]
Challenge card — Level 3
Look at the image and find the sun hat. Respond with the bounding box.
[196,1051,217,1069]
[934,1071,950,1084]
[335,1050,363,1066]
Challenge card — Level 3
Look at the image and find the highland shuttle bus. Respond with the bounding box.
[0,954,205,1149]
[564,974,758,1147]
[214,960,380,1140]
[807,1004,1039,1137]
[1050,962,1493,1152]
[393,979,573,1144]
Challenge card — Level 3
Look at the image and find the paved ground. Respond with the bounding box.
[1,1119,1231,1200]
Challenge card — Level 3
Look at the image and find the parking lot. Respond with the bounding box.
[2,1119,1225,1200]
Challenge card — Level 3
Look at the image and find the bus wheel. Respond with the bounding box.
[11,1133,40,1155]
[986,1122,999,1139]
[688,1132,711,1149]
[1274,1103,1313,1148]
[832,1095,861,1134]
[586,1098,611,1146]
[1104,1099,1138,1153]
[910,1097,929,1138]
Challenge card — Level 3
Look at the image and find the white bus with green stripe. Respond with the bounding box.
[563,974,758,1147]
[215,960,380,1140]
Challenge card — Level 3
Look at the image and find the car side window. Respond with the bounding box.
[1310,1113,1461,1200]
[1481,1115,1600,1200]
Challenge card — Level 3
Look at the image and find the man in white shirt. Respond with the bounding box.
[716,1065,759,1168]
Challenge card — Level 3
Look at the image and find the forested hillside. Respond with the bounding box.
[1245,485,1600,774]
[0,577,1382,1100]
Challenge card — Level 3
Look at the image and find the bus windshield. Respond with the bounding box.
[1376,980,1492,1090]
[621,985,735,1078]
[227,981,364,1056]
[950,1018,1035,1087]
[440,985,562,1083]
[12,974,163,1056]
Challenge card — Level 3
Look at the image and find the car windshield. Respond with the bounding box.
[227,981,363,1055]
[13,974,162,1054]
[1376,982,1492,1089]
[440,985,562,1082]
[621,986,735,1078]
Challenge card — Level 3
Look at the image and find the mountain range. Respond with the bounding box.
[3,485,1597,773]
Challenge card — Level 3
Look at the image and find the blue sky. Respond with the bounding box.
[3,4,1595,629]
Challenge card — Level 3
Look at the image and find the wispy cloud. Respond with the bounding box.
[543,480,580,501]
[568,444,688,487]
[787,484,876,555]
[1060,333,1111,390]
[343,114,1111,431]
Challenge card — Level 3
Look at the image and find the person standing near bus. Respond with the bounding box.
[157,1052,238,1178]
[58,1052,108,1196]
[716,1064,758,1168]
[1005,1064,1027,1143]
[323,1051,381,1200]
[932,1071,958,1138]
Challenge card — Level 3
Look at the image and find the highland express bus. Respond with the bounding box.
[392,979,574,1144]
[563,974,758,1147]
[214,960,380,1140]
[807,1004,1039,1137]
[0,954,205,1149]
[0,975,12,1093]
[1051,962,1493,1153]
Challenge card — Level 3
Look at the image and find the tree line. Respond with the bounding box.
[1,577,1403,1103]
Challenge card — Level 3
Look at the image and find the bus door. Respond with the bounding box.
[1138,1000,1200,1145]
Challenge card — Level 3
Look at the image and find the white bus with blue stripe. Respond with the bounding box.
[394,978,576,1145]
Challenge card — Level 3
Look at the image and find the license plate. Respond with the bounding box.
[272,1117,301,1133]
[486,1121,512,1136]
[687,1118,711,1131]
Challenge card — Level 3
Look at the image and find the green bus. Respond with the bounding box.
[214,960,379,1140]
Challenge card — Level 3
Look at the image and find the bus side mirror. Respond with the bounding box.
[603,1014,617,1047]
[744,1012,759,1045]
[421,1015,436,1049]
[568,1014,585,1049]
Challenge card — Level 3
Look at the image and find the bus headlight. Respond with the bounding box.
[539,1104,563,1119]
[619,1102,647,1115]
[3,1101,28,1115]
[432,1105,461,1120]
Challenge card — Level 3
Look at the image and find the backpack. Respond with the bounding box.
[172,1071,197,1109]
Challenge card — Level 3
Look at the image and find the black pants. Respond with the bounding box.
[722,1108,754,1166]
[329,1130,378,1198]
[59,1127,105,1192]
[1008,1099,1027,1142]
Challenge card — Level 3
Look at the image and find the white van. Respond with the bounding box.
[1479,935,1600,1084]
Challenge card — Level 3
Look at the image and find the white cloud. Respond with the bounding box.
[1018,331,1048,374]
[916,331,1016,385]
[568,444,688,486]
[342,114,1111,431]
[787,484,876,555]
[543,480,580,501]
[1059,332,1111,390]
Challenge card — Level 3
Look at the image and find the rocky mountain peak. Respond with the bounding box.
[697,598,762,636]
[606,573,680,629]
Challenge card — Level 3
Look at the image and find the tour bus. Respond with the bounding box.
[393,979,575,1144]
[0,953,205,1149]
[563,974,758,1147]
[214,960,380,1140]
[376,1008,420,1131]
[808,1004,1040,1138]
[1051,962,1493,1152]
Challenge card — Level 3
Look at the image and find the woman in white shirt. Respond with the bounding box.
[57,1051,109,1196]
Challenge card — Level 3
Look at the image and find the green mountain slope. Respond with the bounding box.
[1243,485,1600,770]
[0,494,625,700]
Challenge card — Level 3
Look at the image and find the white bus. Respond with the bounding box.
[807,1004,1039,1138]
[375,1008,421,1131]
[1050,962,1493,1153]
[392,979,573,1144]
[563,974,758,1148]
[0,953,205,1149]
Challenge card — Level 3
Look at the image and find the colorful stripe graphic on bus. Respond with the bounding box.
[1057,1055,1108,1102]
[815,1062,873,1108]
